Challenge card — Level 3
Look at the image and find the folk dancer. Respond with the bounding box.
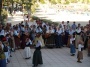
[70,35,76,56]
[24,38,32,59]
[77,40,84,63]
[32,40,43,67]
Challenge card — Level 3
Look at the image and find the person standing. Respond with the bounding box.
[24,38,32,59]
[32,40,43,67]
[77,40,84,63]
[70,35,76,56]
[75,24,81,48]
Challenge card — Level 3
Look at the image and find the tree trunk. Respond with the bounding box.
[0,0,3,23]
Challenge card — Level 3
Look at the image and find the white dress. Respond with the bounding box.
[24,40,32,58]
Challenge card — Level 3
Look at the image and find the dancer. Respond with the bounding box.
[32,40,43,67]
[70,35,76,56]
[24,38,32,59]
[77,40,84,63]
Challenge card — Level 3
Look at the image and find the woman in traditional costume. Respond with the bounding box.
[13,26,20,49]
[75,25,82,48]
[45,26,55,48]
[32,39,43,67]
[0,41,6,67]
[55,27,63,48]
[24,38,32,59]
[70,35,76,56]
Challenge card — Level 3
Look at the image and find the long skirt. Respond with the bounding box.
[45,34,55,48]
[0,59,6,67]
[77,51,83,59]
[55,35,63,48]
[14,36,20,49]
[70,44,76,54]
[11,36,15,50]
[21,34,27,49]
[75,35,81,48]
[39,35,45,47]
[24,47,31,58]
[67,36,70,47]
[33,50,43,66]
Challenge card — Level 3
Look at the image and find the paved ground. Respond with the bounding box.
[7,47,90,67]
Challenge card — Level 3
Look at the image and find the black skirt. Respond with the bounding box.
[32,46,43,66]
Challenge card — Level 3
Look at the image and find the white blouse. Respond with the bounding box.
[0,30,5,36]
[70,38,75,44]
[78,44,84,51]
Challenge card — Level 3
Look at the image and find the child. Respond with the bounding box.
[77,40,84,63]
[70,35,76,56]
[24,38,32,59]
[3,41,10,64]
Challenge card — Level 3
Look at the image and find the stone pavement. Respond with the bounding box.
[7,47,90,67]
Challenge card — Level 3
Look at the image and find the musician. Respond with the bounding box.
[75,25,82,48]
[36,26,42,34]
[21,25,30,49]
[86,27,90,56]
[45,26,55,48]
[14,26,20,49]
[55,27,63,48]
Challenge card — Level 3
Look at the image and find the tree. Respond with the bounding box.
[0,0,3,23]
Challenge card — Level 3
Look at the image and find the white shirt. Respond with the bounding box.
[21,27,25,32]
[14,30,19,36]
[46,29,54,33]
[78,44,84,51]
[0,30,5,36]
[36,40,42,47]
[56,28,62,35]
[70,38,75,44]
[69,30,74,35]
[76,28,81,33]
[26,39,32,45]
[36,28,42,33]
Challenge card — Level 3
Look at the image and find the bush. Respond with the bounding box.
[31,16,59,26]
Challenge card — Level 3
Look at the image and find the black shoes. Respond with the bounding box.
[71,54,75,56]
[77,61,82,63]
